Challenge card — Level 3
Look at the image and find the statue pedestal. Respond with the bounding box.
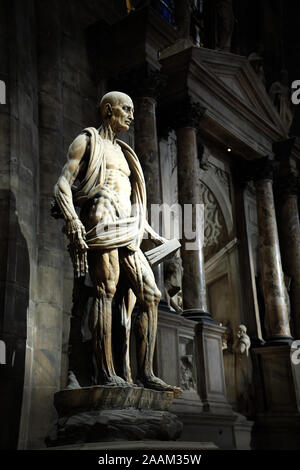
[46,386,183,447]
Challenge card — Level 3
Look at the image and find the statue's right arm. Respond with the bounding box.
[54,133,89,251]
[54,133,88,220]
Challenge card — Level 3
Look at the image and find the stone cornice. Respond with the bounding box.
[160,47,289,160]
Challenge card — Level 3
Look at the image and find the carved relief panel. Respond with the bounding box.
[199,181,228,260]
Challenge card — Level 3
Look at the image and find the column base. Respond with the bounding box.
[252,413,300,450]
[264,334,294,346]
[194,320,233,415]
[252,344,300,449]
[182,309,217,324]
[175,410,253,450]
[250,337,265,347]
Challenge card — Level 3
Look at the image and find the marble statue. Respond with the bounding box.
[221,321,233,351]
[248,52,266,87]
[269,70,294,130]
[180,354,195,391]
[53,91,176,392]
[215,0,234,52]
[164,256,183,313]
[233,324,251,356]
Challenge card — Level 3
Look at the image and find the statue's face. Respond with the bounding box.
[109,97,134,133]
[237,327,245,338]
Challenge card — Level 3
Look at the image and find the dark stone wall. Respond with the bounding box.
[0,0,38,450]
[0,0,126,450]
[0,191,29,450]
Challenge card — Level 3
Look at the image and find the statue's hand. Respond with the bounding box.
[153,235,168,246]
[64,219,89,277]
[64,218,88,252]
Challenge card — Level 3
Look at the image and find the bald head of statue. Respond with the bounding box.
[100,91,134,134]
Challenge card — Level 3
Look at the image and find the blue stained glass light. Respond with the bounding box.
[152,0,175,25]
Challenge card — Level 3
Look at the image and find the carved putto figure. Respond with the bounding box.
[164,257,183,312]
[53,91,177,393]
[269,70,294,131]
[233,324,251,356]
[248,52,266,87]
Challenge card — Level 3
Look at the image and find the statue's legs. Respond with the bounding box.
[88,248,126,386]
[120,248,175,391]
[113,274,136,384]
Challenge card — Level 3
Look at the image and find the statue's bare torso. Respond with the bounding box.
[83,139,132,230]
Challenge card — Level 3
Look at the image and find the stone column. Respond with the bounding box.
[128,70,168,306]
[276,172,300,339]
[134,95,164,294]
[253,158,292,344]
[171,100,233,414]
[159,97,234,416]
[174,100,210,320]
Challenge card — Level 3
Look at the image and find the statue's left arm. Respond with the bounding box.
[144,220,168,245]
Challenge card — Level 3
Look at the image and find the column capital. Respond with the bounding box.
[172,97,206,129]
[251,157,276,182]
[234,157,276,185]
[275,171,300,197]
[273,138,296,161]
[158,96,206,138]
[110,64,167,100]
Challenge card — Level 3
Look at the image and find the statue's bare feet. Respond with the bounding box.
[101,375,133,387]
[136,375,182,396]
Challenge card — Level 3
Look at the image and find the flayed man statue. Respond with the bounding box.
[53,91,178,393]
